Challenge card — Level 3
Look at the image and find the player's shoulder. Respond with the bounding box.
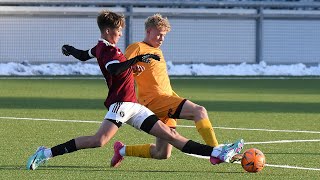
[98,41,117,52]
[98,40,114,48]
[127,42,143,50]
[96,41,122,59]
[125,42,144,56]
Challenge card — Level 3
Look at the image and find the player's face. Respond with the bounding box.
[106,27,123,45]
[147,27,167,48]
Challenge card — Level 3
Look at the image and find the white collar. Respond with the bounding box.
[99,38,115,47]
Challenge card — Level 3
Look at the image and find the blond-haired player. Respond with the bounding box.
[62,14,242,166]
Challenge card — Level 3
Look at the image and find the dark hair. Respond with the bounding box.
[97,10,125,33]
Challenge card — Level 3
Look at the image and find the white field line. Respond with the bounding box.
[1,116,320,134]
[0,116,101,123]
[246,139,320,144]
[2,116,320,171]
[178,125,320,134]
[2,116,319,144]
[184,154,320,171]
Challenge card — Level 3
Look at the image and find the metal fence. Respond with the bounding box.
[1,0,320,64]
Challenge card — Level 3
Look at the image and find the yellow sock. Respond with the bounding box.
[125,144,152,158]
[195,118,219,147]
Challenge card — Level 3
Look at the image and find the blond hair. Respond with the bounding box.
[144,13,171,32]
[97,10,125,33]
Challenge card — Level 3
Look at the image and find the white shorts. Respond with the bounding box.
[105,102,155,130]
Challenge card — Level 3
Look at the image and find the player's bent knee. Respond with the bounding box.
[193,105,208,117]
[153,150,171,159]
[91,138,103,147]
[88,139,103,148]
[197,105,207,114]
[159,152,171,159]
[98,139,108,147]
[156,153,171,160]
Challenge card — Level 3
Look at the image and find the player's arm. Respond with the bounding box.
[125,43,145,76]
[61,45,96,61]
[107,54,160,76]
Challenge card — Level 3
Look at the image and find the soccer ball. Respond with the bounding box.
[241,148,266,173]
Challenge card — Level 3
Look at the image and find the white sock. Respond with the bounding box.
[211,147,222,157]
[119,146,126,156]
[44,148,53,158]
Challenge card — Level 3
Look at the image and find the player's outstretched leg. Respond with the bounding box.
[211,139,244,164]
[110,141,125,167]
[26,146,48,170]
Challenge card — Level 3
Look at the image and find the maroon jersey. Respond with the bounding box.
[94,39,137,109]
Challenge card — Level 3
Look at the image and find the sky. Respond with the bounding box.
[0,61,320,76]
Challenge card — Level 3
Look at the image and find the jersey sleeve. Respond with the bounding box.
[89,45,97,58]
[102,46,120,65]
[102,46,138,76]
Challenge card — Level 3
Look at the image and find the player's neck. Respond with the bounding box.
[142,40,154,48]
[100,38,115,47]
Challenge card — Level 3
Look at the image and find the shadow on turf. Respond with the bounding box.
[0,165,25,170]
[1,97,320,113]
[0,97,104,110]
[0,165,243,174]
[0,165,105,171]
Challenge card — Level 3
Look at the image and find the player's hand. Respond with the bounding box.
[135,54,160,63]
[61,44,74,56]
[132,65,145,76]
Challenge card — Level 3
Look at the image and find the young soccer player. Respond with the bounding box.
[27,10,244,170]
[62,14,243,166]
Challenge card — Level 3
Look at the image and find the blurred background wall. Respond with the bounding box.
[1,0,320,65]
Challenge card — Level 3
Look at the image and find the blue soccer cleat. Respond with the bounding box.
[26,146,48,170]
[214,139,244,163]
